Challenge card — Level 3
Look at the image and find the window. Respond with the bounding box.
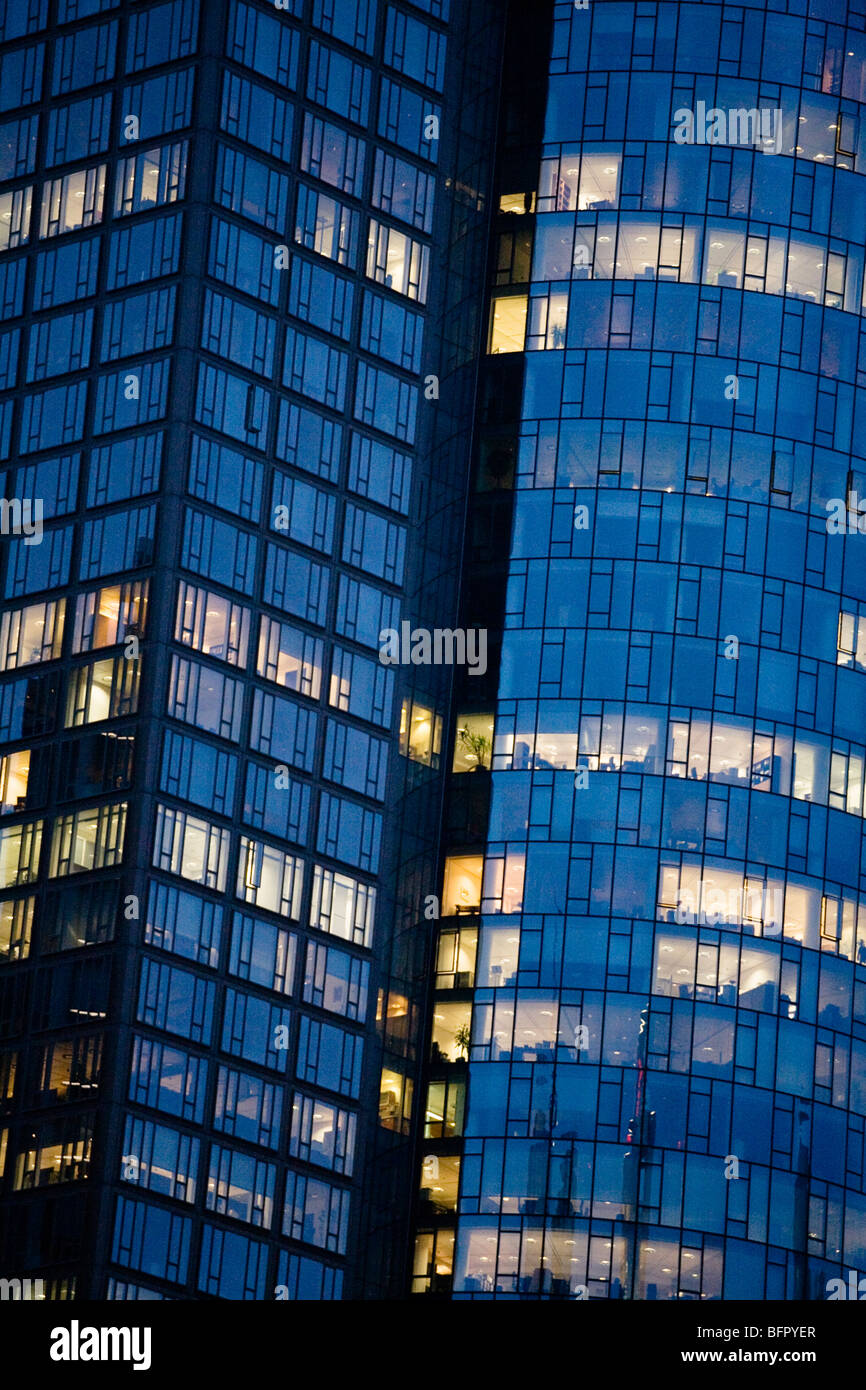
[12,1112,93,1188]
[342,501,406,583]
[201,287,275,378]
[371,148,434,232]
[213,143,288,232]
[206,1143,275,1228]
[207,215,281,308]
[126,0,198,71]
[136,957,215,1043]
[52,21,116,93]
[282,324,347,408]
[354,360,417,442]
[328,644,393,727]
[488,294,528,354]
[275,401,342,482]
[288,255,354,339]
[87,432,162,507]
[219,72,293,162]
[101,286,175,361]
[538,150,621,212]
[38,1034,103,1106]
[249,687,316,772]
[48,802,126,875]
[399,697,441,766]
[145,879,222,968]
[121,1114,198,1203]
[301,113,366,197]
[106,213,182,289]
[256,615,323,696]
[360,289,422,370]
[174,580,249,667]
[122,68,194,141]
[26,307,93,381]
[303,940,368,1022]
[0,897,34,962]
[79,503,156,580]
[33,238,99,308]
[384,7,446,90]
[46,93,112,165]
[93,360,170,435]
[129,1034,206,1125]
[197,1223,268,1299]
[236,835,303,918]
[114,142,187,217]
[312,0,375,54]
[0,42,43,112]
[72,579,148,653]
[322,719,387,799]
[228,910,296,995]
[347,433,411,514]
[167,654,244,743]
[378,76,440,162]
[39,166,106,238]
[212,1063,282,1149]
[309,864,375,948]
[452,714,494,772]
[41,879,117,953]
[221,986,291,1072]
[441,855,482,916]
[316,791,382,873]
[306,39,371,126]
[284,1171,349,1253]
[290,1092,356,1176]
[296,1015,363,1097]
[366,217,429,301]
[181,508,257,597]
[0,187,33,252]
[160,727,237,818]
[195,361,269,447]
[0,819,43,887]
[226,0,299,86]
[188,434,262,521]
[424,1081,465,1138]
[152,803,230,891]
[335,573,399,649]
[294,183,358,267]
[243,760,309,843]
[111,1196,191,1285]
[0,597,64,670]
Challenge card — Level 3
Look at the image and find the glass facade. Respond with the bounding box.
[0,0,499,1301]
[416,0,866,1301]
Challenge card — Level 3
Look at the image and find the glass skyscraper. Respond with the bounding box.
[421,0,866,1302]
[1,0,865,1307]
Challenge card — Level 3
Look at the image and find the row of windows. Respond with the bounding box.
[522,214,864,320]
[0,800,125,887]
[0,67,194,182]
[110,1191,344,1296]
[493,702,866,827]
[0,141,187,251]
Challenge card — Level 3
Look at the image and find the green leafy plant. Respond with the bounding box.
[458,726,492,770]
[454,1023,471,1059]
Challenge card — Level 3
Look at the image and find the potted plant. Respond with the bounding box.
[454,1023,471,1060]
[458,726,491,770]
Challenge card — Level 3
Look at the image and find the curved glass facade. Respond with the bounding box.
[441,0,866,1300]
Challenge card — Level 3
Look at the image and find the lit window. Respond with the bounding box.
[0,750,32,814]
[399,697,441,766]
[175,580,249,668]
[0,185,32,251]
[0,896,34,963]
[366,217,429,302]
[49,803,126,877]
[452,715,494,772]
[441,855,482,915]
[39,166,106,238]
[487,295,527,354]
[0,598,65,671]
[73,580,148,654]
[0,820,43,888]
